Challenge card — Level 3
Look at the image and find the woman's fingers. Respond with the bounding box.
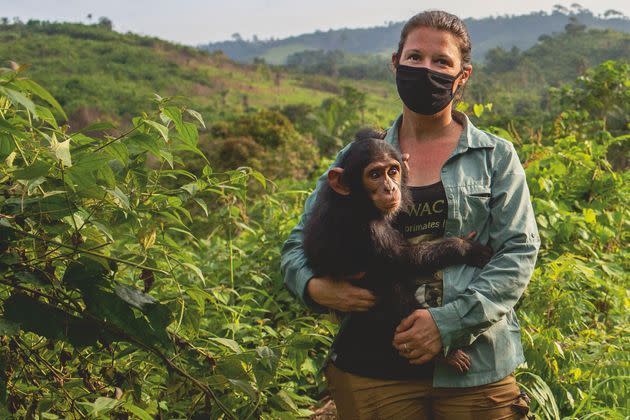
[395,310,421,333]
[409,353,434,365]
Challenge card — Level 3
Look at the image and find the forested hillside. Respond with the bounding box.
[0,13,628,420]
[201,8,630,64]
[0,21,399,129]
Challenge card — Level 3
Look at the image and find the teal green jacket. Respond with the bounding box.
[280,112,540,387]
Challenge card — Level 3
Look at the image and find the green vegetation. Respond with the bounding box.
[469,28,630,129]
[0,20,399,130]
[201,8,629,64]
[0,18,628,419]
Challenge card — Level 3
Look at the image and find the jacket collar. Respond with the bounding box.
[384,111,496,152]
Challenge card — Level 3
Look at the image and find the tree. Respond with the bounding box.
[603,9,624,18]
[97,16,113,30]
[564,16,586,34]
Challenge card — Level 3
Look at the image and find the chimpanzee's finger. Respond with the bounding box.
[350,288,376,302]
[351,299,377,311]
[401,153,410,172]
[346,272,366,281]
[464,231,477,240]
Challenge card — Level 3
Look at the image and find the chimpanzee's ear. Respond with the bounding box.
[327,167,351,196]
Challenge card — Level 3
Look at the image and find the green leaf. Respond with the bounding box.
[123,402,153,420]
[50,133,72,167]
[0,133,15,160]
[473,103,484,118]
[0,318,20,336]
[177,122,198,147]
[80,121,116,133]
[14,79,67,120]
[3,294,102,347]
[80,397,121,416]
[107,186,131,210]
[28,195,76,220]
[34,105,59,129]
[250,170,267,189]
[63,257,110,290]
[14,269,51,287]
[162,106,183,132]
[228,379,258,400]
[193,197,208,217]
[143,120,169,142]
[186,109,205,128]
[103,141,129,164]
[210,337,241,353]
[13,160,50,180]
[182,262,205,285]
[0,86,36,116]
[127,132,162,156]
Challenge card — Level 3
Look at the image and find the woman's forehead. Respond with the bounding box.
[402,27,460,56]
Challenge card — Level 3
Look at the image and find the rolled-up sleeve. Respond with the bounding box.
[428,142,540,350]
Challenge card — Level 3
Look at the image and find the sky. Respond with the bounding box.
[2,0,628,45]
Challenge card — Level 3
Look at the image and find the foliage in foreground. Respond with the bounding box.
[0,61,628,419]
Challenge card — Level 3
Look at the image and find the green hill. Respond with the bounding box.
[201,9,630,64]
[0,21,400,128]
[468,27,630,128]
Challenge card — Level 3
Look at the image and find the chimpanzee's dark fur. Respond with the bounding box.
[304,130,491,321]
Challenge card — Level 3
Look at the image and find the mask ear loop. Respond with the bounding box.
[451,68,466,101]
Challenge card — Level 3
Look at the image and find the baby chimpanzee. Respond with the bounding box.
[303,130,492,373]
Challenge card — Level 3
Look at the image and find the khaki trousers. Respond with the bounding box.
[324,363,528,420]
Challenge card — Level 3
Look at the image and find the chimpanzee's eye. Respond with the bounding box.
[388,167,399,176]
[370,170,380,179]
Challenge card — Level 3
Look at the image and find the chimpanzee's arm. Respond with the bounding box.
[370,222,491,271]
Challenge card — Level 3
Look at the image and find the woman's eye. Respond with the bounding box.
[408,54,420,61]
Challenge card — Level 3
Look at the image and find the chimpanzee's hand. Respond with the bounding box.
[441,349,471,374]
[462,231,493,268]
[306,273,376,312]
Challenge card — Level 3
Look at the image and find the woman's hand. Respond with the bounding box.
[393,309,443,364]
[306,273,376,312]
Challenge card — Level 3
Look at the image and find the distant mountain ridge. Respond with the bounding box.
[200,10,630,64]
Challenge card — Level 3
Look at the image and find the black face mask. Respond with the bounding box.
[395,65,463,115]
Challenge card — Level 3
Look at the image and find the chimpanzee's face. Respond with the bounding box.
[362,156,403,215]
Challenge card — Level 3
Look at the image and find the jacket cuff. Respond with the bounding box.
[295,266,329,314]
[428,303,465,353]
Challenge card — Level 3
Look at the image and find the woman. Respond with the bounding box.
[281,10,539,419]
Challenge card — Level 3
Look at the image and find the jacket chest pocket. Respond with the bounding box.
[459,183,491,231]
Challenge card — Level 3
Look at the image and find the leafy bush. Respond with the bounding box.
[0,58,627,419]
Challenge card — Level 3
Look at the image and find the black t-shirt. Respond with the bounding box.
[330,181,448,379]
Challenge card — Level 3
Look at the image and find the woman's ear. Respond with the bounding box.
[460,65,473,86]
[391,52,398,71]
[401,153,410,173]
[327,167,351,196]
